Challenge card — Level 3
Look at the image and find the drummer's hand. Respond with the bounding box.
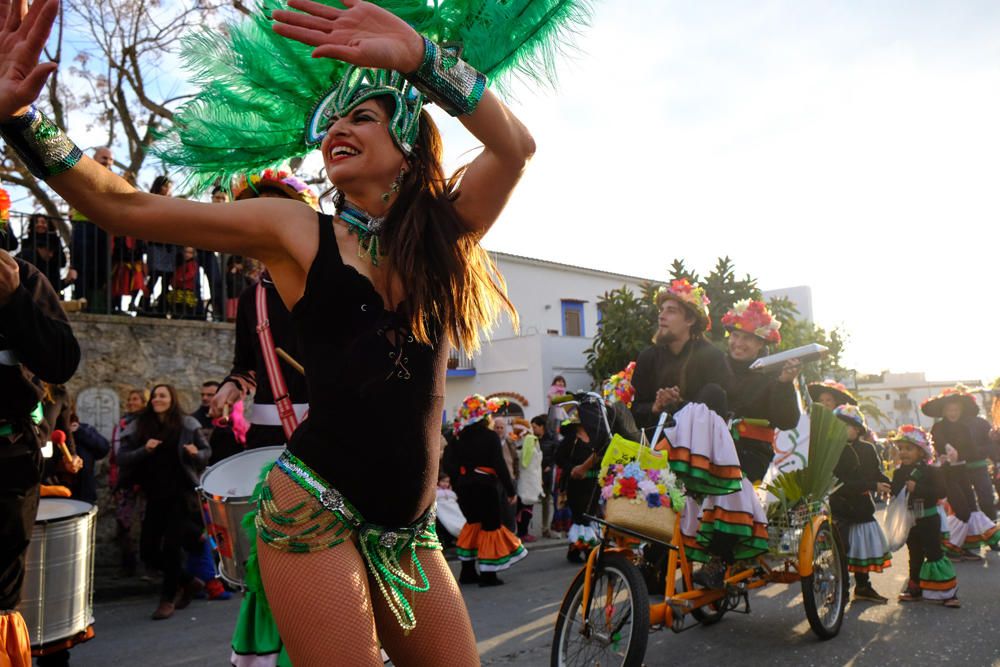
[653,387,681,413]
[209,381,241,419]
[271,0,425,73]
[876,482,891,495]
[904,480,916,494]
[182,443,198,458]
[778,359,802,383]
[570,464,587,480]
[0,0,60,120]
[144,438,161,452]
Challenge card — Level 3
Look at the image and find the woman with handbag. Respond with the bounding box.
[118,384,211,619]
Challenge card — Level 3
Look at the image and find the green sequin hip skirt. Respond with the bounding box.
[231,451,441,664]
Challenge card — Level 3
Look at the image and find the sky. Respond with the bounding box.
[8,1,1000,384]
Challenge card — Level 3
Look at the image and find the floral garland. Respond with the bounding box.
[601,462,686,512]
[721,298,782,344]
[655,278,711,326]
[602,361,636,408]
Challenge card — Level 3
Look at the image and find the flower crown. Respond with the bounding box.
[833,404,868,432]
[721,299,781,344]
[656,279,711,324]
[453,394,506,436]
[892,424,934,459]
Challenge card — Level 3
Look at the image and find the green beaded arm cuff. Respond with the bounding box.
[405,37,487,117]
[0,105,82,180]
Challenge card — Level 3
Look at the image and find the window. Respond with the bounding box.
[561,300,585,337]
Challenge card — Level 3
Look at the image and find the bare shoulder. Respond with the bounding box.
[264,202,324,310]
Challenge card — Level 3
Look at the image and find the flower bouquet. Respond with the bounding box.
[601,462,686,542]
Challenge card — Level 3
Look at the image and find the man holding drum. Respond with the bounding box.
[0,249,80,664]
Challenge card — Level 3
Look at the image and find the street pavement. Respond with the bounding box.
[60,541,1000,666]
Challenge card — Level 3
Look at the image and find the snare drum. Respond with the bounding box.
[199,446,284,588]
[19,498,97,653]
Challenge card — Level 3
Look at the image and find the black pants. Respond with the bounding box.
[907,516,943,586]
[969,465,997,520]
[141,491,203,602]
[0,426,42,610]
[943,464,978,523]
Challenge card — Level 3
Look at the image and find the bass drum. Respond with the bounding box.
[19,498,97,653]
[199,446,284,589]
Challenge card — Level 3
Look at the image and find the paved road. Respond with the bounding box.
[62,543,1000,666]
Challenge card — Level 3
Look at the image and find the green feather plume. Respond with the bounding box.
[154,0,592,192]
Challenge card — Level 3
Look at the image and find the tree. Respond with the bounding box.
[586,258,853,387]
[1,0,237,228]
[584,283,661,387]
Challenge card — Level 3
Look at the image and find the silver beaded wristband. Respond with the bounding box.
[405,37,487,117]
[0,105,82,180]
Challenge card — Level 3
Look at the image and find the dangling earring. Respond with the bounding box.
[381,167,407,203]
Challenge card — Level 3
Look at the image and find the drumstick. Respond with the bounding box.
[276,347,305,376]
[51,430,74,465]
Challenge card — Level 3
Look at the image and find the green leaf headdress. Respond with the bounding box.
[154,0,592,192]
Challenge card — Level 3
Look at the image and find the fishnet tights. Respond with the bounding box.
[257,469,478,667]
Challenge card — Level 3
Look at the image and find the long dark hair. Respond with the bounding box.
[150,175,173,196]
[360,100,517,352]
[135,383,184,444]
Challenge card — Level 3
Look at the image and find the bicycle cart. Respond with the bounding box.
[551,499,848,667]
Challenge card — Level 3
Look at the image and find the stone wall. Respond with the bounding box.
[65,313,235,570]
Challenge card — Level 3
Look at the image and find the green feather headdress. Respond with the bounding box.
[154,0,592,192]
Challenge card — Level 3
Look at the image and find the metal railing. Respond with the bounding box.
[4,210,249,321]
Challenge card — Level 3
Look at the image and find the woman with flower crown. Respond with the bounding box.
[720,299,801,484]
[0,0,588,661]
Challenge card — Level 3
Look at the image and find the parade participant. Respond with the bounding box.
[513,417,543,542]
[831,405,892,604]
[807,380,858,410]
[556,392,618,563]
[208,171,317,450]
[720,299,801,483]
[0,0,583,657]
[631,279,731,432]
[922,387,1000,557]
[118,384,212,620]
[531,414,559,538]
[891,425,960,607]
[451,395,526,586]
[0,249,80,665]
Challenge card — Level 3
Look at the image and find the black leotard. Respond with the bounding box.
[288,214,447,527]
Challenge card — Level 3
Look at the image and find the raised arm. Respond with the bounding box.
[271,0,535,235]
[0,0,313,270]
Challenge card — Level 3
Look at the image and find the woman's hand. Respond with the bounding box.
[875,482,891,495]
[144,438,161,452]
[271,0,425,73]
[0,0,59,120]
[182,443,198,458]
[778,359,802,383]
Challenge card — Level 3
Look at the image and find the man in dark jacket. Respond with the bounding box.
[631,279,731,432]
[68,415,110,504]
[531,414,559,538]
[0,251,80,664]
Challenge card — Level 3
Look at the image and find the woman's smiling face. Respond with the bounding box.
[321,98,405,194]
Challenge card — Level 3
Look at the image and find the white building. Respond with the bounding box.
[856,371,988,432]
[444,252,652,421]
[762,285,813,323]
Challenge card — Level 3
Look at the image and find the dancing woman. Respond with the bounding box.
[0,0,588,662]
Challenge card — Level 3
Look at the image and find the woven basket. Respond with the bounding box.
[605,497,675,542]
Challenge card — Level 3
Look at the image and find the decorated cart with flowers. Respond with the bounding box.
[551,404,851,667]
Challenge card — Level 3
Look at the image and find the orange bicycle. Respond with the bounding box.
[550,500,847,666]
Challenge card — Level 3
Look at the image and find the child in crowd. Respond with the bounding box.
[890,425,960,608]
[831,405,892,603]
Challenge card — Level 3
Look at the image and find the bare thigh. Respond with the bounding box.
[372,547,479,667]
[257,469,383,667]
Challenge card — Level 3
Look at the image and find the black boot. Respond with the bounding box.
[458,561,480,584]
[479,571,504,587]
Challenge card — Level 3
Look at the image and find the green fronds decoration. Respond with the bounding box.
[153,0,592,192]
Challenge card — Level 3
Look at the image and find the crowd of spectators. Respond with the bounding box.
[2,147,262,320]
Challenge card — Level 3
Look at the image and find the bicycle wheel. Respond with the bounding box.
[551,553,650,667]
[801,519,848,639]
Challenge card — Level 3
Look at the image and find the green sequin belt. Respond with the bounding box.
[258,450,440,632]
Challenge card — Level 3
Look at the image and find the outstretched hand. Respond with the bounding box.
[0,0,59,120]
[271,0,425,73]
